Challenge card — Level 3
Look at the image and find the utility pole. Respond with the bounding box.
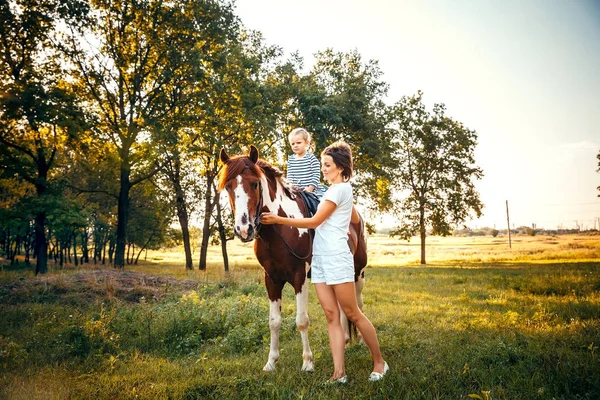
[506,200,512,249]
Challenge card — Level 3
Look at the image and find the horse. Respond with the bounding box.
[218,145,368,372]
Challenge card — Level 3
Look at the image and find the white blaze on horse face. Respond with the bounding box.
[259,175,309,237]
[233,175,253,240]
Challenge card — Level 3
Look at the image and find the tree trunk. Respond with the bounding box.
[58,238,64,268]
[81,227,89,263]
[114,154,131,269]
[24,224,32,265]
[73,230,79,266]
[126,242,133,265]
[199,175,215,270]
[135,233,154,264]
[14,235,21,259]
[7,230,16,264]
[108,236,115,264]
[215,188,230,272]
[66,232,72,264]
[34,211,48,275]
[172,166,193,269]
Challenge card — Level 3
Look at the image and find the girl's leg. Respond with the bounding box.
[314,283,346,379]
[333,282,386,374]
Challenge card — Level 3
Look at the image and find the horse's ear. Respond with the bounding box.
[219,148,229,163]
[249,145,259,163]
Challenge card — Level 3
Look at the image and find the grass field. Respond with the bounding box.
[1,234,599,399]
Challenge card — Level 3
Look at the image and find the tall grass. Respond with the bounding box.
[0,235,599,399]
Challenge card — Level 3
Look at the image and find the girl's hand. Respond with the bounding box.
[260,212,278,225]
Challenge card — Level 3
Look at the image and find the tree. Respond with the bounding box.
[60,0,239,269]
[388,91,483,264]
[0,0,88,274]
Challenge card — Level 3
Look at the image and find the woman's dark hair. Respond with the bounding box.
[321,141,353,181]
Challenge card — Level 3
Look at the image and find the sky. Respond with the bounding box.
[234,0,600,230]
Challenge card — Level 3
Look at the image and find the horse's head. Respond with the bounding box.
[218,145,264,242]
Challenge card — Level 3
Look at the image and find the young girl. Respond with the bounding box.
[261,141,388,383]
[286,128,326,199]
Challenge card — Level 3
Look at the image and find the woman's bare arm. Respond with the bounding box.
[260,200,336,229]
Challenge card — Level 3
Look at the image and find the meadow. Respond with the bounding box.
[0,234,599,399]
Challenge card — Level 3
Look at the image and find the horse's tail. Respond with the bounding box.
[348,319,359,343]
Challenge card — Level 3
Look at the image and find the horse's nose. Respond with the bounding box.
[235,226,241,233]
[247,224,254,237]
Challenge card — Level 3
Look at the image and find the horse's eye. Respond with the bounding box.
[225,183,232,191]
[250,182,258,190]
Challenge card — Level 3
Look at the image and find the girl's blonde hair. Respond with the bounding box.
[288,127,312,145]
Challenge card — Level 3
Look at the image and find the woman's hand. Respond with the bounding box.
[260,212,279,225]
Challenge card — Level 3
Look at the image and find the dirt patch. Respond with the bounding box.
[0,270,200,305]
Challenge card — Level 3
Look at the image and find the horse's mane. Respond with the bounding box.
[219,156,296,199]
[256,159,295,199]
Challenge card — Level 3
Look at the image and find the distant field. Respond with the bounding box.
[1,234,599,399]
[132,232,600,271]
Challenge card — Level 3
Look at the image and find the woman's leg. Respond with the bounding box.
[333,282,386,373]
[314,283,346,379]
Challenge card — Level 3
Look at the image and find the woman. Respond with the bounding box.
[260,140,388,383]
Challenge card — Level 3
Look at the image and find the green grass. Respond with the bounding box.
[1,235,599,399]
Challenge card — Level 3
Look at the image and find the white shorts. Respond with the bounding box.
[311,251,354,285]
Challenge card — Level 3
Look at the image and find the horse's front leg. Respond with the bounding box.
[295,273,314,371]
[263,276,283,372]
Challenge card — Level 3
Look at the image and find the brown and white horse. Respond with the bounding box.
[218,145,368,371]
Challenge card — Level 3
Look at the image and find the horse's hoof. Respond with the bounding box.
[263,361,276,372]
[301,362,314,372]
